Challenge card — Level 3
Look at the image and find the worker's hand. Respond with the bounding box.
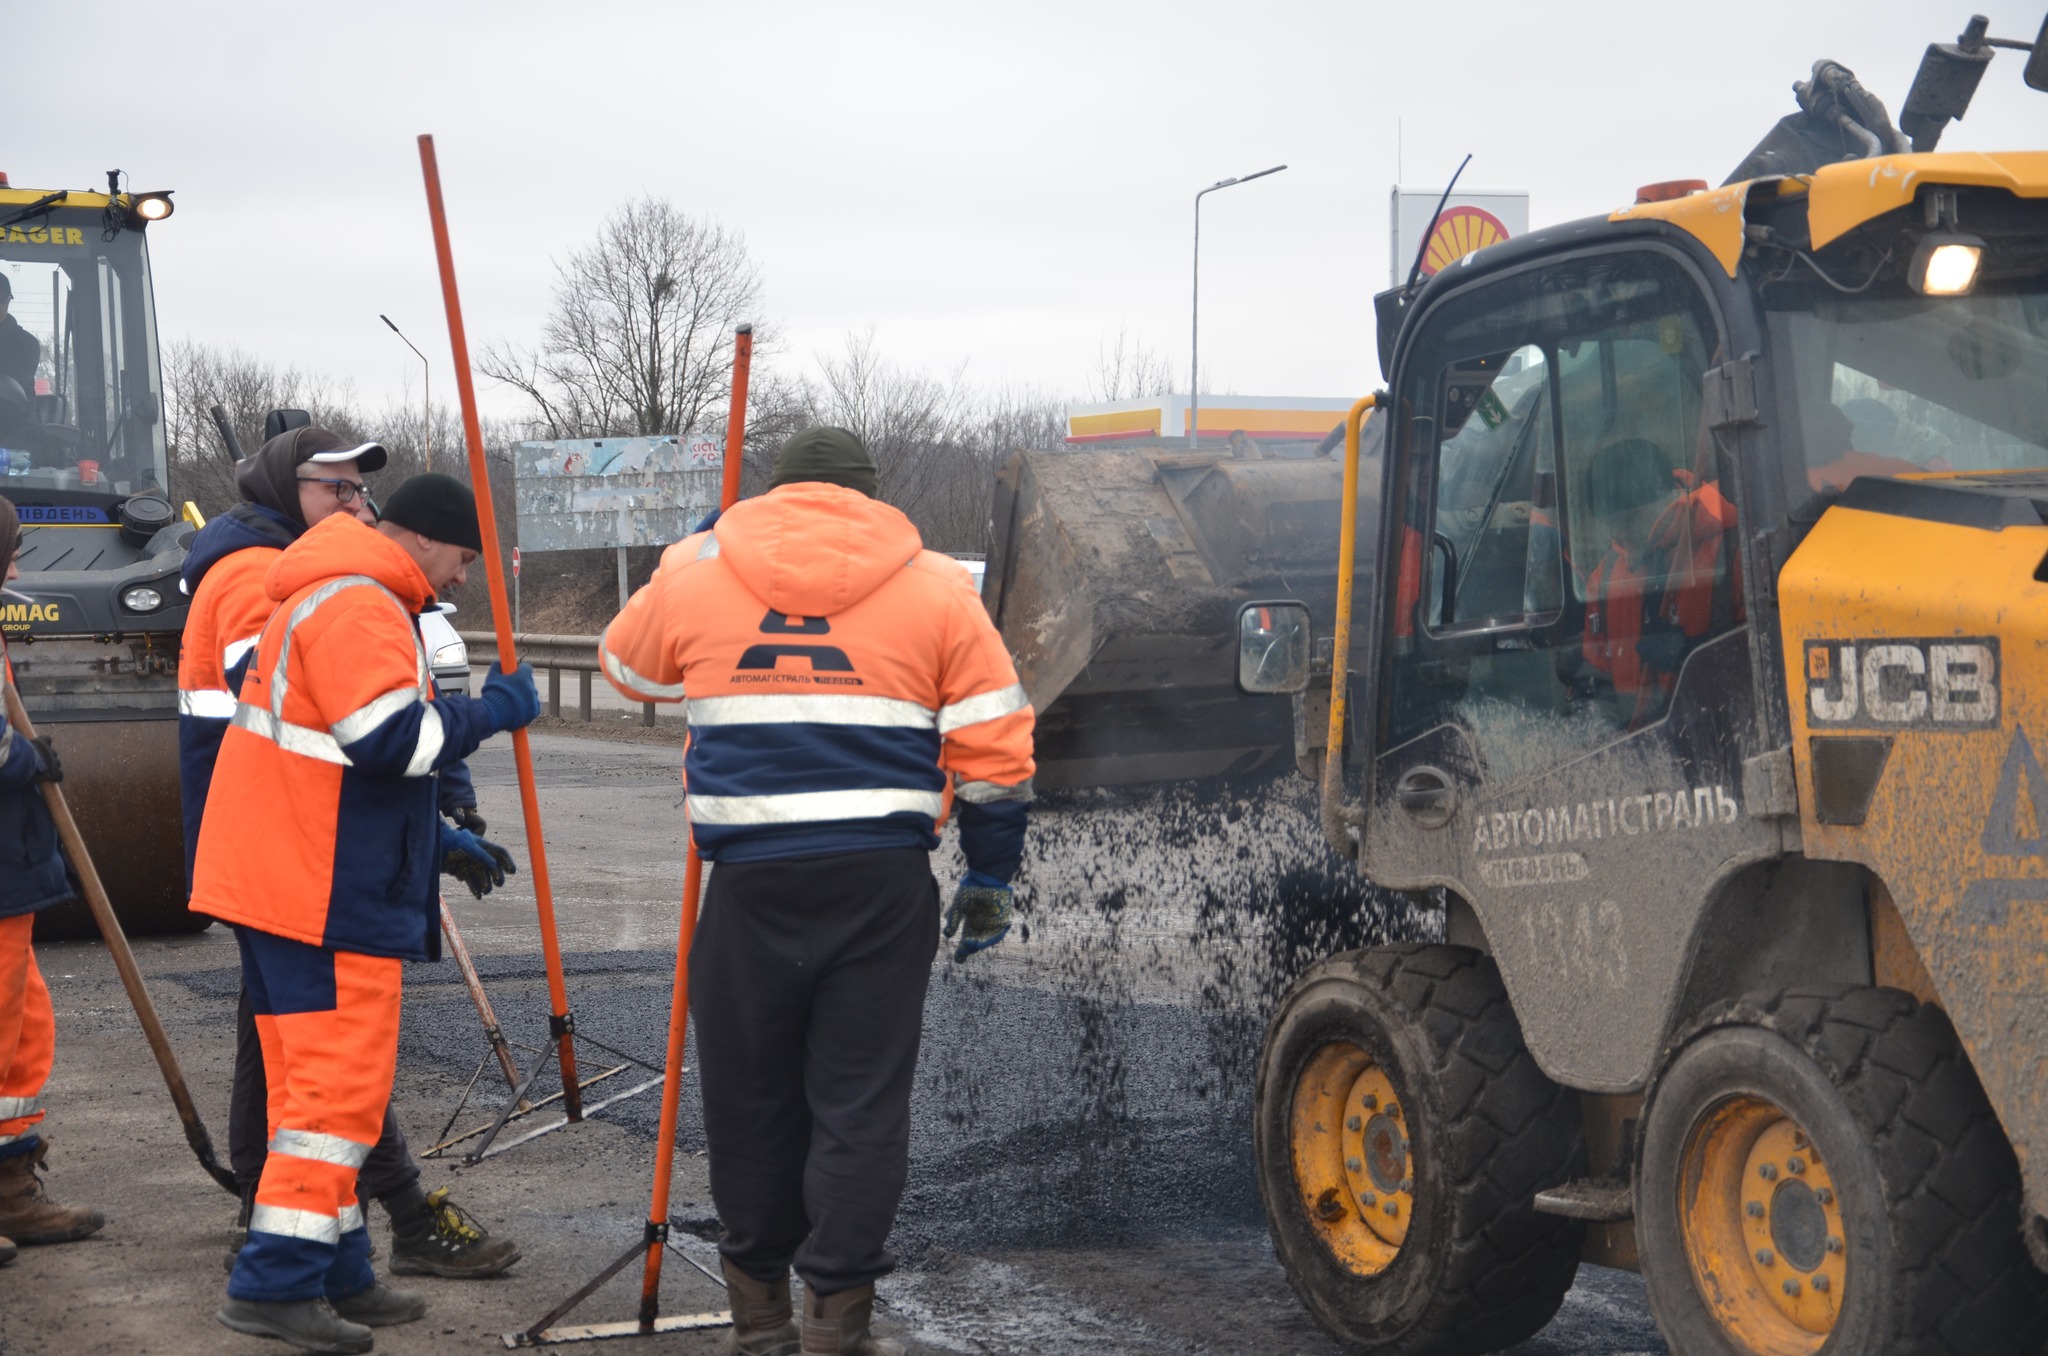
[943,872,1013,962]
[27,736,61,785]
[442,826,517,899]
[447,804,487,836]
[480,662,542,733]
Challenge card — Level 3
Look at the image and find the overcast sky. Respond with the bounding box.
[11,1,2044,423]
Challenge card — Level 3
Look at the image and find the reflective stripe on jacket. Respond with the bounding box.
[600,483,1035,876]
[189,514,499,960]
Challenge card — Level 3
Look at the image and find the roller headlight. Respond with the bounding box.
[130,192,174,223]
[121,585,164,613]
[432,641,468,668]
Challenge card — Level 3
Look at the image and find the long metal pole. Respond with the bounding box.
[381,315,432,474]
[2,671,235,1194]
[637,325,753,1329]
[1188,165,1287,450]
[416,134,583,1119]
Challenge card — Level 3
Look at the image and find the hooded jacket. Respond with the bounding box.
[178,504,475,887]
[599,483,1035,875]
[189,514,500,960]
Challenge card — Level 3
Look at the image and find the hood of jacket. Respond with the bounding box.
[713,483,923,618]
[181,503,298,595]
[265,512,433,612]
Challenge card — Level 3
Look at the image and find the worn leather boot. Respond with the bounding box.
[0,1232,15,1266]
[722,1257,800,1356]
[331,1280,427,1327]
[800,1283,903,1356]
[385,1185,521,1278]
[0,1140,104,1244]
[216,1298,373,1354]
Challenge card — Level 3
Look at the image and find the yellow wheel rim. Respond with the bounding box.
[1289,1042,1413,1276]
[1677,1096,1847,1355]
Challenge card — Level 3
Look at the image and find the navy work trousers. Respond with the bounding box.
[691,847,938,1296]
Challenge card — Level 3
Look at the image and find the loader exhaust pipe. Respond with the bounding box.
[2,667,236,1194]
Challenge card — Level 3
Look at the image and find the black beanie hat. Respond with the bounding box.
[768,426,878,498]
[379,473,483,553]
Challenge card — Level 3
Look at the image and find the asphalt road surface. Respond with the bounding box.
[0,729,1669,1354]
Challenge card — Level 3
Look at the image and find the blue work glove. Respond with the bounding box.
[943,870,1013,962]
[479,662,542,733]
[442,825,517,899]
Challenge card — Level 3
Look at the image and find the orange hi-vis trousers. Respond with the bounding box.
[0,915,53,1161]
[227,928,401,1303]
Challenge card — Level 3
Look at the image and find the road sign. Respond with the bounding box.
[511,435,722,553]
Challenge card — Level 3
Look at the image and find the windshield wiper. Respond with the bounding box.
[0,191,68,231]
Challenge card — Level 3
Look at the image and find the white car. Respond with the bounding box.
[420,603,470,695]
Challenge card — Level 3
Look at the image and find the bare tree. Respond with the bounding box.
[1091,323,1177,402]
[161,342,369,515]
[480,197,764,440]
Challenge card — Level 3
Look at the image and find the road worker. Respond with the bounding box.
[600,427,1035,1356]
[190,473,541,1353]
[0,495,103,1268]
[179,427,522,1284]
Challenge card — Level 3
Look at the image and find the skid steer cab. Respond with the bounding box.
[1239,123,2048,1356]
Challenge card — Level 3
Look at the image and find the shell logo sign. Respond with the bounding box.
[1420,205,1510,277]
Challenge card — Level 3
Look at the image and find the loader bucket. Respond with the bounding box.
[984,425,1382,789]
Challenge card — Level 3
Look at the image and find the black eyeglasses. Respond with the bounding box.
[296,476,372,506]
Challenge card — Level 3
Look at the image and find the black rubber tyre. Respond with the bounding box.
[1254,944,1584,1355]
[1637,985,2048,1356]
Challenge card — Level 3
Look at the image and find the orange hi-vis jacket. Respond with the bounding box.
[600,483,1036,878]
[189,514,501,960]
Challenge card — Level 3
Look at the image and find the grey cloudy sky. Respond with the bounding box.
[12,0,2045,422]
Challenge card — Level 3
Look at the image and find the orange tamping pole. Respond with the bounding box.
[416,134,582,1119]
[638,326,753,1328]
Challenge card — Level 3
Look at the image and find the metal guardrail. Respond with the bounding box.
[459,631,659,726]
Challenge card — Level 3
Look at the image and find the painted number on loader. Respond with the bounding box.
[1805,637,1999,729]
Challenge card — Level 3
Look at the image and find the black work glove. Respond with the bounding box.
[1636,619,1690,674]
[442,826,517,899]
[447,804,487,836]
[28,736,61,785]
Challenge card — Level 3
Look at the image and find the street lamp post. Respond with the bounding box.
[380,314,431,473]
[1190,163,1286,448]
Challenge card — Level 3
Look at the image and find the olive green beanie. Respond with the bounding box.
[768,426,878,498]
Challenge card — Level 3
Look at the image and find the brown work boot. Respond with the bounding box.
[0,1232,15,1266]
[0,1140,105,1244]
[722,1257,799,1356]
[800,1283,903,1356]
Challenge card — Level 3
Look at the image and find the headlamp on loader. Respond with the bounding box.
[1909,231,1985,295]
[127,192,174,225]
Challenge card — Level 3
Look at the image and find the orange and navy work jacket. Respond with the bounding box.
[599,483,1036,879]
[189,515,499,961]
[178,504,297,884]
[177,504,477,889]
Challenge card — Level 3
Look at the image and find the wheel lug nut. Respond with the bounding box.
[1746,1201,1765,1217]
[1756,1249,1774,1266]
[1382,1200,1399,1217]
[1824,1236,1842,1254]
[1386,1102,1401,1120]
[1811,1274,1829,1293]
[1787,1156,1805,1175]
[1816,1188,1833,1205]
[1758,1163,1779,1181]
[1782,1278,1801,1297]
[1347,1115,1362,1132]
[1346,1157,1362,1173]
[1398,1178,1413,1195]
[1360,1191,1376,1206]
[1360,1094,1378,1111]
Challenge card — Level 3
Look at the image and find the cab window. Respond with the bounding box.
[1386,251,1733,777]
